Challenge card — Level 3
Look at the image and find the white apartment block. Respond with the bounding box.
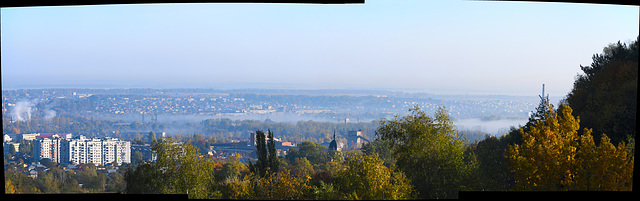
[86,138,103,165]
[33,138,62,163]
[102,138,131,165]
[41,136,133,166]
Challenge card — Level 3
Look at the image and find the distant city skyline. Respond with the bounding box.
[2,1,638,96]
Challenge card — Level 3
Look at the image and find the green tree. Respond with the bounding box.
[18,140,33,156]
[250,130,268,177]
[7,143,16,156]
[133,133,144,144]
[376,105,475,199]
[310,180,340,200]
[221,154,247,179]
[5,168,40,193]
[36,170,61,193]
[124,138,218,198]
[246,169,311,200]
[131,150,144,165]
[289,157,315,178]
[565,37,638,145]
[334,153,413,200]
[285,141,329,165]
[105,170,126,193]
[75,164,106,192]
[40,158,57,168]
[124,162,160,194]
[44,167,81,193]
[193,133,205,142]
[469,135,514,191]
[148,131,156,143]
[361,138,396,168]
[267,130,279,173]
[220,175,250,199]
[249,130,279,177]
[525,85,551,132]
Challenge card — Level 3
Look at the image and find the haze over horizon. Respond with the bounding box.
[2,1,638,97]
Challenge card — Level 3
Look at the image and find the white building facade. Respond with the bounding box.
[102,138,131,165]
[55,136,131,166]
[33,138,62,163]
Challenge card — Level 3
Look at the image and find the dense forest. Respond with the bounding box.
[5,37,636,198]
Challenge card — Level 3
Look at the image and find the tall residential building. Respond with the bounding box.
[60,136,95,165]
[86,138,103,165]
[59,136,131,166]
[102,137,131,165]
[33,137,62,163]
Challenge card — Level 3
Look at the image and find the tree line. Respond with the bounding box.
[5,162,126,194]
[125,37,635,198]
[5,37,636,198]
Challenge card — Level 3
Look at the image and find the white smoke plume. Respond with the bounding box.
[10,99,57,121]
[11,100,36,121]
[44,109,57,120]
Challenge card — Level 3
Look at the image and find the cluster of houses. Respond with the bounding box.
[22,162,120,179]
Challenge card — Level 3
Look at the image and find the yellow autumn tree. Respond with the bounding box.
[5,179,15,194]
[572,131,634,191]
[246,169,311,200]
[335,153,413,200]
[220,175,250,199]
[507,104,634,191]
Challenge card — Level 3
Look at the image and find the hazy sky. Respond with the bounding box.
[2,1,638,96]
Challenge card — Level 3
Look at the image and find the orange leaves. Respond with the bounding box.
[213,161,224,172]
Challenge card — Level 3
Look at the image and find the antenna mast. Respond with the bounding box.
[539,84,548,102]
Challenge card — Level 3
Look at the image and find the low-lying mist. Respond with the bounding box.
[89,112,526,137]
[454,118,528,136]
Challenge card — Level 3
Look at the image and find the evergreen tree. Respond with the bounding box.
[565,37,638,145]
[525,84,550,130]
[250,130,279,177]
[267,129,279,173]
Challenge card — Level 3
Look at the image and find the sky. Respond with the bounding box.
[1,1,638,96]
